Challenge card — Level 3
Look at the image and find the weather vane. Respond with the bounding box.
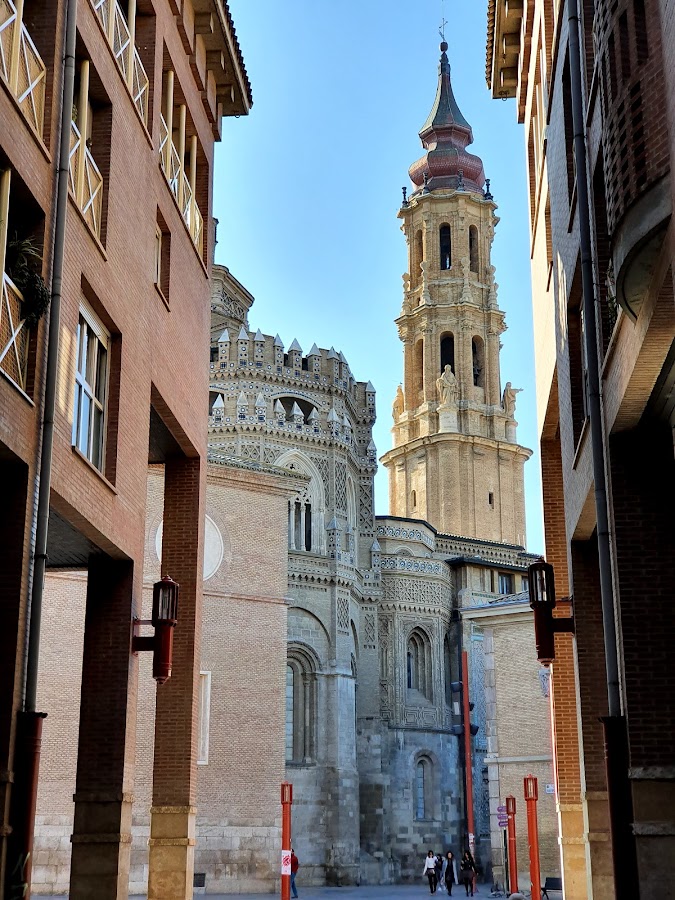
[439,0,447,41]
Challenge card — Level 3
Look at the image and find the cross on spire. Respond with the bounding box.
[439,16,448,41]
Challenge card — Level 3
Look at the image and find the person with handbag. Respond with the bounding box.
[422,850,439,893]
[459,851,476,897]
[442,850,458,896]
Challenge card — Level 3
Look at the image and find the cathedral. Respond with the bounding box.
[31,43,559,895]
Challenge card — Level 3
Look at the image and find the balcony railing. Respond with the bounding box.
[0,0,46,137]
[0,272,29,391]
[69,121,104,238]
[91,0,148,124]
[159,114,204,254]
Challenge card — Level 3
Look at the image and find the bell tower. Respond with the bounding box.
[381,42,531,545]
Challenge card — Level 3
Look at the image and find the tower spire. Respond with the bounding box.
[408,43,485,194]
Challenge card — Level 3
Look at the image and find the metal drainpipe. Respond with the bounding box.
[7,1,78,896]
[566,1,639,894]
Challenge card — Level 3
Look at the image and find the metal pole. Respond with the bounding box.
[566,1,638,893]
[281,782,292,900]
[506,795,518,894]
[461,650,475,856]
[524,776,541,900]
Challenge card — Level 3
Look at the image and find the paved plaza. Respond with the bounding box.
[39,883,557,900]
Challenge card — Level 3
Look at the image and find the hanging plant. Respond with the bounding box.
[5,236,51,328]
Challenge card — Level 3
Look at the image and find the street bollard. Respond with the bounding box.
[506,794,518,894]
[524,775,541,900]
[281,782,293,900]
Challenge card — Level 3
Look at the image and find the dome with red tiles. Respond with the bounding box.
[408,42,485,194]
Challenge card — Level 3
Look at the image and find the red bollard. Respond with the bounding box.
[524,775,541,900]
[506,794,518,894]
[281,782,293,900]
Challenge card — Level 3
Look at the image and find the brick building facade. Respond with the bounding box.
[0,1,250,898]
[487,0,675,896]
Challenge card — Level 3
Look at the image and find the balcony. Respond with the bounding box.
[0,272,29,391]
[68,121,104,239]
[91,0,148,125]
[159,114,204,254]
[0,0,46,137]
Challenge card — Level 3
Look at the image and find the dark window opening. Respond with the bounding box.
[562,54,576,203]
[472,337,484,388]
[469,225,479,273]
[439,224,451,270]
[440,334,455,374]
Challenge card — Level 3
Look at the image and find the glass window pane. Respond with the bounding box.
[92,405,104,469]
[95,343,107,402]
[85,325,96,385]
[416,762,425,819]
[78,392,91,455]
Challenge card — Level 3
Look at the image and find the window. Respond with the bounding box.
[155,211,171,300]
[416,759,427,819]
[472,337,484,387]
[567,263,588,445]
[286,649,317,763]
[407,629,432,700]
[444,636,453,705]
[414,339,424,401]
[197,671,211,765]
[72,302,109,470]
[562,54,576,203]
[440,333,455,374]
[439,224,451,270]
[498,572,514,594]
[415,756,433,820]
[413,229,423,284]
[411,489,417,509]
[279,451,326,554]
[469,225,479,273]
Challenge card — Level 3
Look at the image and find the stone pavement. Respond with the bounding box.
[39,883,552,900]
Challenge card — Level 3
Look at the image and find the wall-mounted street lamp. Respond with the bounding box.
[132,575,179,684]
[527,561,574,665]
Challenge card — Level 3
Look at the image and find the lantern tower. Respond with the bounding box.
[381,42,531,545]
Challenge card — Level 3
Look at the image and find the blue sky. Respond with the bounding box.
[215,0,544,554]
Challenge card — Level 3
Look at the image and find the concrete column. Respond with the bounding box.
[69,556,138,900]
[148,456,205,900]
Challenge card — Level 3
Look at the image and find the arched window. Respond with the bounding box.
[413,230,423,284]
[472,336,485,387]
[415,756,433,820]
[439,224,452,270]
[411,489,417,510]
[440,333,455,374]
[415,760,426,818]
[469,225,479,273]
[407,629,432,700]
[277,451,326,554]
[444,636,453,706]
[286,648,317,764]
[414,339,424,401]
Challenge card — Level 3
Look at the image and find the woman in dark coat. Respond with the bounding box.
[459,851,476,897]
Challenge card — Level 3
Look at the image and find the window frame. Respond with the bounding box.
[72,300,110,471]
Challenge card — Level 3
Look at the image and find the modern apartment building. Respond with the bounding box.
[0,1,250,897]
[487,1,675,897]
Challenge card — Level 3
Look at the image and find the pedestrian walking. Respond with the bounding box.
[435,853,445,893]
[422,850,438,893]
[459,851,476,897]
[442,850,458,896]
[290,848,299,898]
